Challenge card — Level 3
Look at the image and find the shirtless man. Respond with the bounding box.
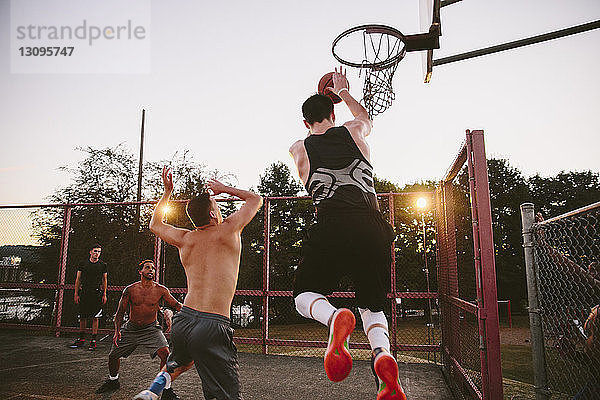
[96,260,182,400]
[289,68,405,400]
[134,167,262,400]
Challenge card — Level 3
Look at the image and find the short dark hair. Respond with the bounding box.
[138,259,154,271]
[302,94,334,125]
[89,243,102,251]
[187,192,212,228]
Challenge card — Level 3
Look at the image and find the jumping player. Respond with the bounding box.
[70,243,107,351]
[96,259,182,399]
[133,168,262,400]
[289,67,406,400]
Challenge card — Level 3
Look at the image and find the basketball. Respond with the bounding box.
[318,72,346,104]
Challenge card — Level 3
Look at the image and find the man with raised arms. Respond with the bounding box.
[134,167,262,400]
[289,68,406,400]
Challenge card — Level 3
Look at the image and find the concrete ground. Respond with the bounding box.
[0,331,454,400]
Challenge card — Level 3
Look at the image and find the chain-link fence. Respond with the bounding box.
[0,193,442,364]
[522,201,600,399]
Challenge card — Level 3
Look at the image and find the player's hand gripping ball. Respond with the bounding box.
[318,72,347,104]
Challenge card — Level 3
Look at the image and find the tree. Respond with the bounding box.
[30,145,211,326]
[528,171,600,218]
[388,180,437,317]
[487,159,530,310]
[238,162,313,326]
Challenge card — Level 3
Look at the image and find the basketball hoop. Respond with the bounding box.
[332,25,407,118]
[332,23,440,117]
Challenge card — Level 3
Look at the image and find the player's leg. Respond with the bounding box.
[134,312,192,400]
[96,322,140,393]
[354,214,406,400]
[133,362,193,400]
[69,316,87,348]
[88,292,103,350]
[89,317,99,350]
[294,222,355,382]
[156,346,169,370]
[70,291,92,348]
[189,313,242,400]
[153,343,183,400]
[95,341,130,393]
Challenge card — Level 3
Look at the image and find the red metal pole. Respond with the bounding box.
[467,130,503,399]
[508,300,512,328]
[54,206,71,337]
[388,193,397,358]
[262,199,271,355]
[153,235,163,284]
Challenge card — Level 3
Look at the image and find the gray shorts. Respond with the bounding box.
[109,320,168,359]
[168,307,242,400]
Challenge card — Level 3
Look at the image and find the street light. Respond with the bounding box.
[416,197,436,362]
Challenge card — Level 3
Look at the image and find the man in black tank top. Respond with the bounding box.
[289,68,406,400]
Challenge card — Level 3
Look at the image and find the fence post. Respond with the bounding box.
[153,235,163,284]
[388,193,397,358]
[520,203,550,400]
[262,199,271,355]
[54,206,71,337]
[467,130,503,399]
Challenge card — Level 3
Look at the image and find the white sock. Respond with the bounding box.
[359,308,390,352]
[109,374,118,380]
[295,292,336,326]
[164,372,172,389]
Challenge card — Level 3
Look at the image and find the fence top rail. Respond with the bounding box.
[441,138,468,183]
[0,200,158,209]
[0,191,437,209]
[535,200,600,226]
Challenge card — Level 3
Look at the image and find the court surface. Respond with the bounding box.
[0,331,453,399]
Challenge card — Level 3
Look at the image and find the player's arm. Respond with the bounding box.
[149,166,189,247]
[289,140,309,185]
[74,270,82,304]
[160,287,182,332]
[207,179,263,231]
[584,305,599,355]
[329,67,373,139]
[101,272,108,304]
[113,286,131,345]
[161,286,182,312]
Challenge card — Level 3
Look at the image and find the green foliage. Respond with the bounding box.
[386,181,437,315]
[28,145,212,325]
[488,159,530,310]
[528,170,600,217]
[239,162,313,325]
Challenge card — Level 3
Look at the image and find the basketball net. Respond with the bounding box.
[358,32,405,118]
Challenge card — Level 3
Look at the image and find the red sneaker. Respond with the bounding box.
[324,308,355,382]
[372,349,406,400]
[69,338,85,348]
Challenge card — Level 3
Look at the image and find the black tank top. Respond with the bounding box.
[304,126,379,213]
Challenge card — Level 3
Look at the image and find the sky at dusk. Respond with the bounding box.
[1,0,599,206]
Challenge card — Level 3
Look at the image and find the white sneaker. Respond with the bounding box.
[132,390,159,400]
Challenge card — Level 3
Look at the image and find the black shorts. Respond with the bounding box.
[79,289,103,319]
[293,210,395,312]
[168,307,242,400]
